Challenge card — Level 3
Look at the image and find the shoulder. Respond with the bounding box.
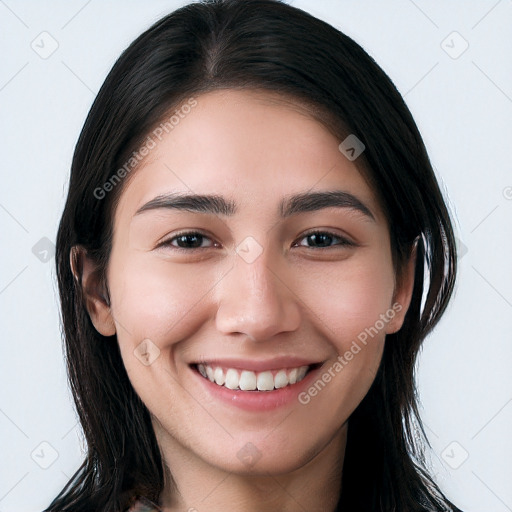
[125,496,162,512]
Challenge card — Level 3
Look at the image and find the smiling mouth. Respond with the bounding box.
[192,363,321,391]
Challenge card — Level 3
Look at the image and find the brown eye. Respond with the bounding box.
[295,231,356,249]
[160,231,217,250]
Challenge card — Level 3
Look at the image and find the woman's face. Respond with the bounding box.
[85,89,414,475]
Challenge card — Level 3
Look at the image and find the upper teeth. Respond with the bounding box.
[197,364,309,391]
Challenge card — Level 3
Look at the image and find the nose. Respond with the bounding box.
[214,246,301,342]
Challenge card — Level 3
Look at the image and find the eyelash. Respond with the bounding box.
[158,230,356,252]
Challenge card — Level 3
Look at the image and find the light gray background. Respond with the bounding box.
[1,1,511,511]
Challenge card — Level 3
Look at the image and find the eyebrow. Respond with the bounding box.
[134,190,376,221]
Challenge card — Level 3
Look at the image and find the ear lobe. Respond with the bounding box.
[385,241,418,335]
[70,245,116,337]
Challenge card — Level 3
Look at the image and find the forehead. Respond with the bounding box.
[114,88,383,224]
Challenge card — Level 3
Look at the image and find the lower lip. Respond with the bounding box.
[190,365,322,412]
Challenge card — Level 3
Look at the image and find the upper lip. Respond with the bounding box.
[191,356,323,372]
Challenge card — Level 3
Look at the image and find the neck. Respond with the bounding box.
[154,419,347,512]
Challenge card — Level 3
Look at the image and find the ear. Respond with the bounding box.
[385,240,418,335]
[70,245,116,337]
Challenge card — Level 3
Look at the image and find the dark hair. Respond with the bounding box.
[47,0,460,510]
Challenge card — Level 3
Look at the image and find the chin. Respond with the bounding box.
[198,429,334,477]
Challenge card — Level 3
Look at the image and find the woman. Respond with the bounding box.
[46,0,462,510]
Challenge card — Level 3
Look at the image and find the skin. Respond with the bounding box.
[79,89,415,512]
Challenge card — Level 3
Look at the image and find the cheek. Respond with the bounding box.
[298,254,396,348]
[293,259,394,422]
[107,254,224,411]
[107,252,223,351]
